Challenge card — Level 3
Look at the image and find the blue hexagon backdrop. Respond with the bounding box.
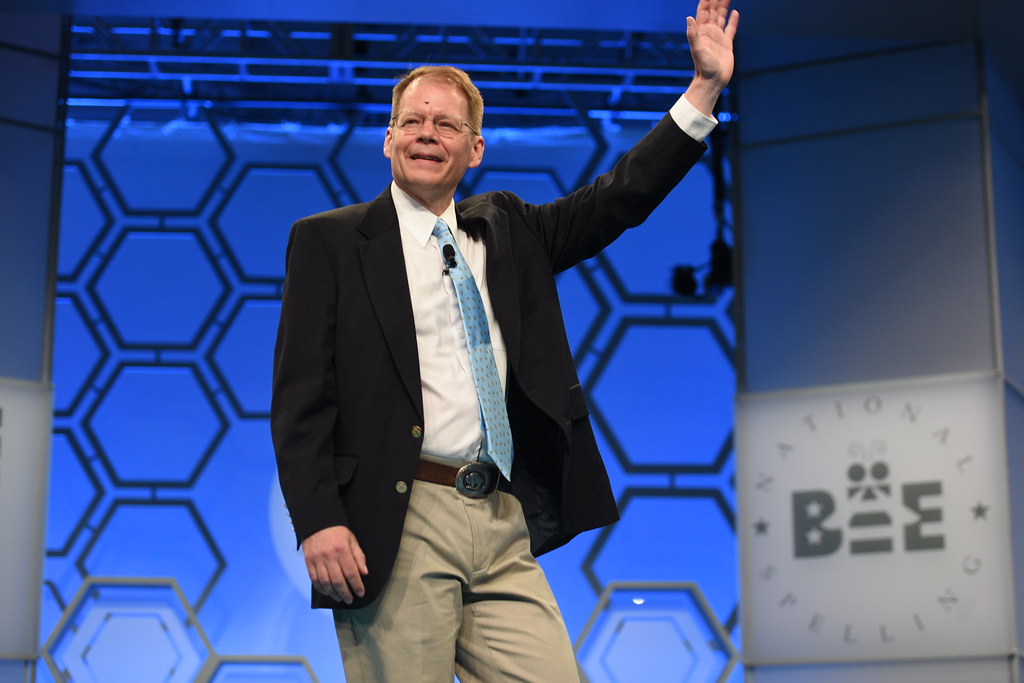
[45,83,739,680]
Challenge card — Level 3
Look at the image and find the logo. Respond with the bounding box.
[792,440,945,559]
[738,377,1015,662]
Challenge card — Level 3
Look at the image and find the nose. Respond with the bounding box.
[416,117,440,141]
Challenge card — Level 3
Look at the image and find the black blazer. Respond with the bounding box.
[271,114,707,609]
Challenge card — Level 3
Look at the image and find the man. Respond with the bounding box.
[271,1,738,680]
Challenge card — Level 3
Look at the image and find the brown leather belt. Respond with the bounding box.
[415,459,499,499]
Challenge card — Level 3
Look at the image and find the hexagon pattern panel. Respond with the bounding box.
[47,104,738,681]
[43,579,214,682]
[575,583,737,682]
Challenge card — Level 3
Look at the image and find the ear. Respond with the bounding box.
[467,135,485,169]
[383,127,394,159]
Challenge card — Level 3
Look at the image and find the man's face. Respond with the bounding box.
[383,77,484,213]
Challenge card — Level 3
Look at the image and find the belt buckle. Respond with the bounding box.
[455,462,496,499]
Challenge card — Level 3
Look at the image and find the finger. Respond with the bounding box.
[342,563,366,600]
[350,536,369,576]
[697,0,721,26]
[725,9,740,39]
[714,0,732,24]
[341,538,367,598]
[313,579,343,602]
[324,561,356,604]
[309,561,346,602]
[686,16,698,44]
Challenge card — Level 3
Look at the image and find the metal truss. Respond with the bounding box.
[67,18,713,125]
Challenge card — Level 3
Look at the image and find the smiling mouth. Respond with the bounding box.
[411,153,443,163]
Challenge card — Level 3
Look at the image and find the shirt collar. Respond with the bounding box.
[390,182,458,248]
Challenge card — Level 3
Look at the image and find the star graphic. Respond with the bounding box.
[806,528,823,546]
[804,499,823,519]
[972,502,989,520]
[754,518,770,536]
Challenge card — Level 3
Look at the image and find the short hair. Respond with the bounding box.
[391,65,484,134]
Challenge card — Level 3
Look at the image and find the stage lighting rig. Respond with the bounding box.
[672,117,733,299]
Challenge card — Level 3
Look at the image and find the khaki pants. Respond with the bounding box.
[334,479,580,683]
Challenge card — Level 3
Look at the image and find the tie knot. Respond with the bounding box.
[432,218,449,240]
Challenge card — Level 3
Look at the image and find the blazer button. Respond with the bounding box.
[410,425,423,439]
[395,481,408,494]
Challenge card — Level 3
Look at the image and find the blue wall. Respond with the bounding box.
[42,106,739,681]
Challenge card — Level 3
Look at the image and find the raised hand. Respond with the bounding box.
[684,0,740,115]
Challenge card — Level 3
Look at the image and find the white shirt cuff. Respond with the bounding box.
[669,94,718,142]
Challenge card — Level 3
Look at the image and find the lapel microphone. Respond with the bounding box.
[442,244,458,272]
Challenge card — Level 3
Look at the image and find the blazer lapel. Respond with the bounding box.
[460,201,522,376]
[357,189,423,418]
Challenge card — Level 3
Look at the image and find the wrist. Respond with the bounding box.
[683,76,725,118]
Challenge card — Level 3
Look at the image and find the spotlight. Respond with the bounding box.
[672,265,698,297]
[704,235,733,293]
[671,236,732,299]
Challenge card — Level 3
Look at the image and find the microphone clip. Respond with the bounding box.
[442,244,458,272]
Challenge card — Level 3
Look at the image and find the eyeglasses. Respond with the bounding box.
[391,110,477,138]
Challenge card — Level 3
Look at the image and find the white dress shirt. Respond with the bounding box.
[393,185,508,463]
[394,95,715,464]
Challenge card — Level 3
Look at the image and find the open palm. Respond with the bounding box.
[687,0,740,88]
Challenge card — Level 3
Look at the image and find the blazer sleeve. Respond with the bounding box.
[271,218,348,547]
[506,115,707,273]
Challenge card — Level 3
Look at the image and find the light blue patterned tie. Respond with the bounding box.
[432,218,513,480]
